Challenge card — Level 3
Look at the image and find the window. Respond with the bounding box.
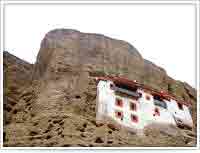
[154,108,160,116]
[154,95,163,101]
[115,82,137,93]
[130,102,137,111]
[110,84,114,90]
[131,114,138,123]
[145,95,151,101]
[153,95,167,109]
[177,102,183,110]
[115,98,123,107]
[138,92,142,98]
[114,83,139,98]
[115,110,123,120]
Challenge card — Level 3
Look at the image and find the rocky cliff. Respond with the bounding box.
[3,29,197,147]
[3,52,33,125]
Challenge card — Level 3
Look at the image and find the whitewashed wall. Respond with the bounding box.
[96,80,193,130]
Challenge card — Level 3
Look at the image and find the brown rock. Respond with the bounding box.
[3,29,197,147]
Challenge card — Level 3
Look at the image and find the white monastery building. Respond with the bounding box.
[95,76,193,131]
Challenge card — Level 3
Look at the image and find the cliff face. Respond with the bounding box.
[3,29,197,147]
[3,52,33,125]
[33,29,196,100]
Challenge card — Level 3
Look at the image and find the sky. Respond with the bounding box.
[4,4,196,88]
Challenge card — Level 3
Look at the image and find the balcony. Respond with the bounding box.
[113,86,140,98]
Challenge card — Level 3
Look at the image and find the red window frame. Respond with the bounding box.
[154,108,160,116]
[110,84,114,90]
[177,102,183,110]
[115,110,123,120]
[138,92,142,98]
[130,102,137,111]
[115,98,123,107]
[131,114,138,123]
[146,95,151,101]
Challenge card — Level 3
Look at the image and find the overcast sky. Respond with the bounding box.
[4,4,196,88]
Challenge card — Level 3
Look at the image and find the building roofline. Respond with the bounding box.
[95,76,192,107]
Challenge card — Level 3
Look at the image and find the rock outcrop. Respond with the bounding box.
[3,52,33,125]
[3,29,197,147]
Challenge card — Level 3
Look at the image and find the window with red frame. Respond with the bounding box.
[138,92,142,98]
[115,98,123,107]
[131,114,138,123]
[154,108,160,116]
[115,110,123,120]
[110,84,114,90]
[146,95,151,101]
[130,102,137,111]
[177,102,183,110]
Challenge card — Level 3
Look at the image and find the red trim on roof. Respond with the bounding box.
[95,76,192,107]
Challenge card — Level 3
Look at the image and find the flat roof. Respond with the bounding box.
[96,76,192,107]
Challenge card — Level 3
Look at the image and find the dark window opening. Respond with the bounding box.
[110,84,114,90]
[114,82,140,98]
[115,98,123,107]
[115,82,137,93]
[177,102,183,110]
[154,95,163,101]
[75,95,81,99]
[115,111,123,120]
[146,95,151,101]
[154,108,160,116]
[153,95,167,109]
[131,114,138,123]
[138,92,142,98]
[130,103,137,111]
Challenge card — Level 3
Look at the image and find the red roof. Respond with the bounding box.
[95,76,192,107]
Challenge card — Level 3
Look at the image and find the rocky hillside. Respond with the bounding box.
[3,52,33,125]
[3,29,197,147]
